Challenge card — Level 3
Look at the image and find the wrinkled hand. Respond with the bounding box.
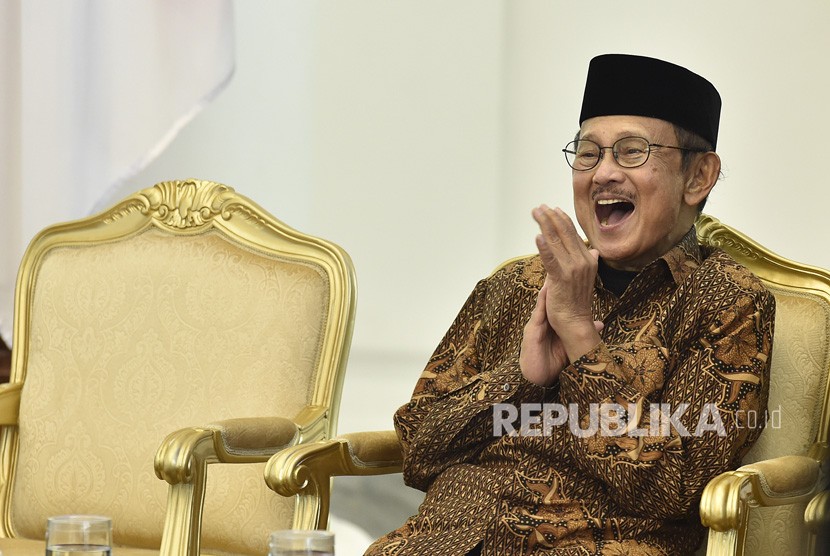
[520,205,603,386]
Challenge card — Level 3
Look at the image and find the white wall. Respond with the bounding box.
[499,1,830,266]
[126,0,830,433]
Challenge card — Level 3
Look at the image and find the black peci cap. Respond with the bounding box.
[579,54,722,150]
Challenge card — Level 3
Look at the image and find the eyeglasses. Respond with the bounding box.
[562,136,709,171]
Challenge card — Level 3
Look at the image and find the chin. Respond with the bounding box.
[594,242,642,270]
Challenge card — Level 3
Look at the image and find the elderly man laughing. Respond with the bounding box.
[367,54,774,556]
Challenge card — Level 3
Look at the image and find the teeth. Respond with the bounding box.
[598,199,630,227]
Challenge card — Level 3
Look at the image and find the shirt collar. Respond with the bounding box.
[655,226,703,284]
[592,226,703,291]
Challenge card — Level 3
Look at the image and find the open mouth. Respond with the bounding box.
[595,198,635,227]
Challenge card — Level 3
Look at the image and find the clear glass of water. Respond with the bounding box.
[268,530,334,556]
[45,515,112,556]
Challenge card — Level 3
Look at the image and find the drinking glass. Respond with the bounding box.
[268,530,334,556]
[45,515,112,556]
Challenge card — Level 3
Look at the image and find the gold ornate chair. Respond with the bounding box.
[0,179,356,556]
[266,214,830,556]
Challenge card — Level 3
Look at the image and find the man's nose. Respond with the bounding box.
[592,148,624,182]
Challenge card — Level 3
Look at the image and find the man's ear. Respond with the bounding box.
[684,152,721,206]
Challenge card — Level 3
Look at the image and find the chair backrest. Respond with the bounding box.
[695,214,830,556]
[0,180,356,554]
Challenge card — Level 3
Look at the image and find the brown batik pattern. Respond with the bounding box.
[365,228,775,556]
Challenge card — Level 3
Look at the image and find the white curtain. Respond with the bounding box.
[0,0,235,346]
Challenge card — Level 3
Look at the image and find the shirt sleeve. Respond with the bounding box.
[557,285,775,519]
[395,276,543,491]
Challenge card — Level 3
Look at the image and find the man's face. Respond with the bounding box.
[572,115,698,271]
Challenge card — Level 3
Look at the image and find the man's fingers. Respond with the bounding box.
[549,207,586,255]
[535,233,560,274]
[531,284,549,323]
[524,285,553,346]
[532,206,560,249]
[533,205,589,259]
[532,206,570,277]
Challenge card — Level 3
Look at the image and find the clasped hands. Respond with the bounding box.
[519,205,604,387]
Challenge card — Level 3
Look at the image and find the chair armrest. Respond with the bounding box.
[264,430,402,530]
[0,382,22,426]
[155,405,328,484]
[265,430,402,494]
[155,417,296,484]
[338,430,404,471]
[738,455,822,504]
[207,417,299,460]
[154,406,328,556]
[702,455,821,531]
[700,454,823,556]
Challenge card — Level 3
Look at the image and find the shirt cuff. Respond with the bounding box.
[471,359,549,404]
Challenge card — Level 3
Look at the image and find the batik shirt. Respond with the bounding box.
[365,228,775,556]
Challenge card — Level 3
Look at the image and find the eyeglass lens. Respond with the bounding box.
[564,137,651,170]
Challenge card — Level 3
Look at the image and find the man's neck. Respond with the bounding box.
[597,258,639,298]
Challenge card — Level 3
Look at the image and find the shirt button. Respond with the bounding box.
[502,383,511,392]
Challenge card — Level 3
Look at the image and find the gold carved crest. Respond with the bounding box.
[139,179,238,229]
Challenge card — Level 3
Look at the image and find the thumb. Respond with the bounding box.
[530,284,548,324]
[588,248,600,261]
[593,320,604,332]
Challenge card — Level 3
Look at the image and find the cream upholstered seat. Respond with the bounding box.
[265,214,829,556]
[0,180,356,556]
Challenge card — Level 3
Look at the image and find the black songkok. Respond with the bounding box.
[579,54,722,150]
